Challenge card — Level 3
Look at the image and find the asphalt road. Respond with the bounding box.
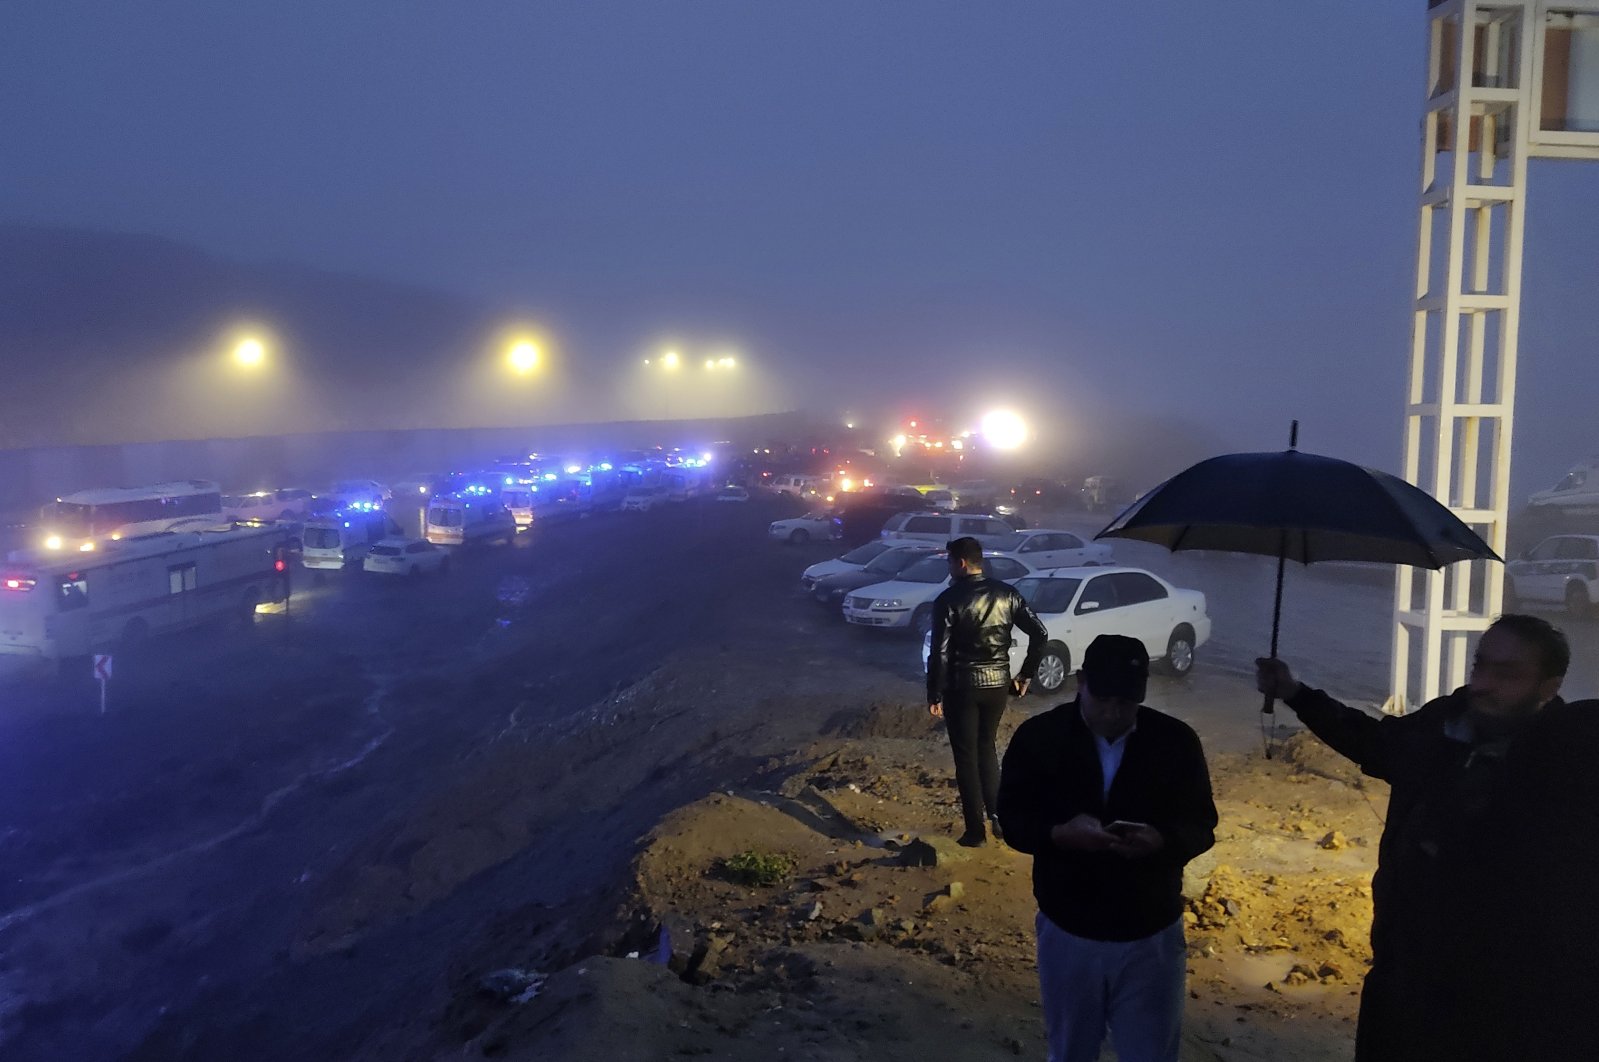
[0,496,1592,1059]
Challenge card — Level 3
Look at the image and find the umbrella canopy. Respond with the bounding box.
[1096,450,1499,569]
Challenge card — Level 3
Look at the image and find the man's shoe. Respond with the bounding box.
[957,831,987,848]
[988,815,1004,842]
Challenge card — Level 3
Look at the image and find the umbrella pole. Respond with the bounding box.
[1261,531,1287,759]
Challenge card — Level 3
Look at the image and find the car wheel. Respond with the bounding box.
[1033,643,1070,694]
[1164,626,1197,676]
[789,529,810,545]
[1566,582,1592,619]
[912,604,934,637]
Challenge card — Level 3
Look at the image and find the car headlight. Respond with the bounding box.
[873,598,903,609]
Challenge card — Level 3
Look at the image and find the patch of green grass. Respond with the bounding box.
[720,849,797,887]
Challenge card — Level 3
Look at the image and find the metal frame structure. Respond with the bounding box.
[1395,1,1599,709]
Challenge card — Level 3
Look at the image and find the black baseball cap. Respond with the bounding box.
[1080,634,1149,702]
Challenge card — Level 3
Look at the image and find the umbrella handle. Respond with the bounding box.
[1261,691,1276,716]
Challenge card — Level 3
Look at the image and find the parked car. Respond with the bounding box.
[716,485,751,503]
[879,511,1019,549]
[811,543,940,608]
[843,550,1035,634]
[622,487,667,512]
[830,492,932,545]
[799,541,897,590]
[326,479,392,509]
[1527,459,1599,518]
[1505,534,1599,617]
[363,537,451,577]
[770,511,837,545]
[222,489,311,523]
[991,529,1114,571]
[995,567,1211,690]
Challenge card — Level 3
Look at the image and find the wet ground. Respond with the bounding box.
[0,497,1592,1059]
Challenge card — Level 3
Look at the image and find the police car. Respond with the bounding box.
[1505,534,1598,618]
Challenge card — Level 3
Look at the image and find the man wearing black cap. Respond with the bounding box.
[998,634,1217,1062]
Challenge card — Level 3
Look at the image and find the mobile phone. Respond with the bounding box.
[1105,820,1148,837]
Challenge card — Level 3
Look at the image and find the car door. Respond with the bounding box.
[1009,532,1051,569]
[1049,532,1095,568]
[1108,571,1173,652]
[1517,538,1564,602]
[1071,572,1123,647]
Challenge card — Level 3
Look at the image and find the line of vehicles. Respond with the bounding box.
[1,450,730,660]
[793,508,1215,696]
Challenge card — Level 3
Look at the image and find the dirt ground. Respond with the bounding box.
[369,658,1387,1062]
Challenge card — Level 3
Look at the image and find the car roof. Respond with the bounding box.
[1023,565,1145,577]
[372,537,416,547]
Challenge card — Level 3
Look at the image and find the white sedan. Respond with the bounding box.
[843,551,1037,634]
[716,486,751,503]
[992,528,1114,571]
[799,540,895,590]
[363,537,451,577]
[1005,567,1210,691]
[770,511,837,545]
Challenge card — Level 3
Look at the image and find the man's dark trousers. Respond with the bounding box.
[943,684,1009,837]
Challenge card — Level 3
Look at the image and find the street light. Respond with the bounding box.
[981,409,1029,451]
[233,336,266,369]
[507,340,539,375]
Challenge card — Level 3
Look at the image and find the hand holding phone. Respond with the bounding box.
[1104,820,1148,837]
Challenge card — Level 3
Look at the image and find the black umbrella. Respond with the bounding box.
[1095,423,1499,751]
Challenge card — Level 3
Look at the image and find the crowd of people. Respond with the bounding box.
[923,536,1599,1062]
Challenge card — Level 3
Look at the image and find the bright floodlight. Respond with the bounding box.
[662,350,681,370]
[718,356,736,368]
[705,358,715,369]
[508,340,539,374]
[234,337,266,368]
[981,410,1029,451]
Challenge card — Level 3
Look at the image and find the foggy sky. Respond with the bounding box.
[2,1,1596,495]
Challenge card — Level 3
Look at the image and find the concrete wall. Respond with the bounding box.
[0,413,808,517]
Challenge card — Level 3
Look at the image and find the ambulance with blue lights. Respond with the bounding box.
[425,492,517,547]
[0,523,295,659]
[300,509,404,571]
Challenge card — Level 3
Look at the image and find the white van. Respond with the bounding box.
[769,474,829,498]
[501,487,536,529]
[301,510,403,571]
[425,496,517,547]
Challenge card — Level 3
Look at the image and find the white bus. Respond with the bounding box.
[37,480,223,553]
[0,523,295,659]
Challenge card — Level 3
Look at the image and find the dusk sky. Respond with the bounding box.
[3,1,1595,492]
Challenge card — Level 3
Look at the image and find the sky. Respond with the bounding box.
[1,1,1595,494]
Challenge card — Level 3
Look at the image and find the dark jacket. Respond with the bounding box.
[1285,685,1599,1062]
[925,573,1047,702]
[997,698,1217,942]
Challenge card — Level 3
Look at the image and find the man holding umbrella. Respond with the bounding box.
[1257,615,1599,1061]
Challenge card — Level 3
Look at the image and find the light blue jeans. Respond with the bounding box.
[1035,912,1186,1062]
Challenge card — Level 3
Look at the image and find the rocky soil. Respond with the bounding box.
[405,674,1386,1061]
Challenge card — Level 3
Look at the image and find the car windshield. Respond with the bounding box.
[898,555,951,583]
[1017,577,1082,614]
[429,507,463,527]
[839,542,891,565]
[864,549,927,576]
[370,545,402,557]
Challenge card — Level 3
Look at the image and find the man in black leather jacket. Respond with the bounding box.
[927,536,1048,846]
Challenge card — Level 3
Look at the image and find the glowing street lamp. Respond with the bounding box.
[980,409,1029,451]
[233,336,267,369]
[661,350,681,370]
[507,340,540,375]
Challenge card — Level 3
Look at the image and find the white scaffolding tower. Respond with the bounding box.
[1396,1,1599,709]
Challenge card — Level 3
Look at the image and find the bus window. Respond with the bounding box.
[168,563,197,594]
[58,575,89,611]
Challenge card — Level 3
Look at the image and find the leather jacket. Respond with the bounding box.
[926,573,1048,702]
